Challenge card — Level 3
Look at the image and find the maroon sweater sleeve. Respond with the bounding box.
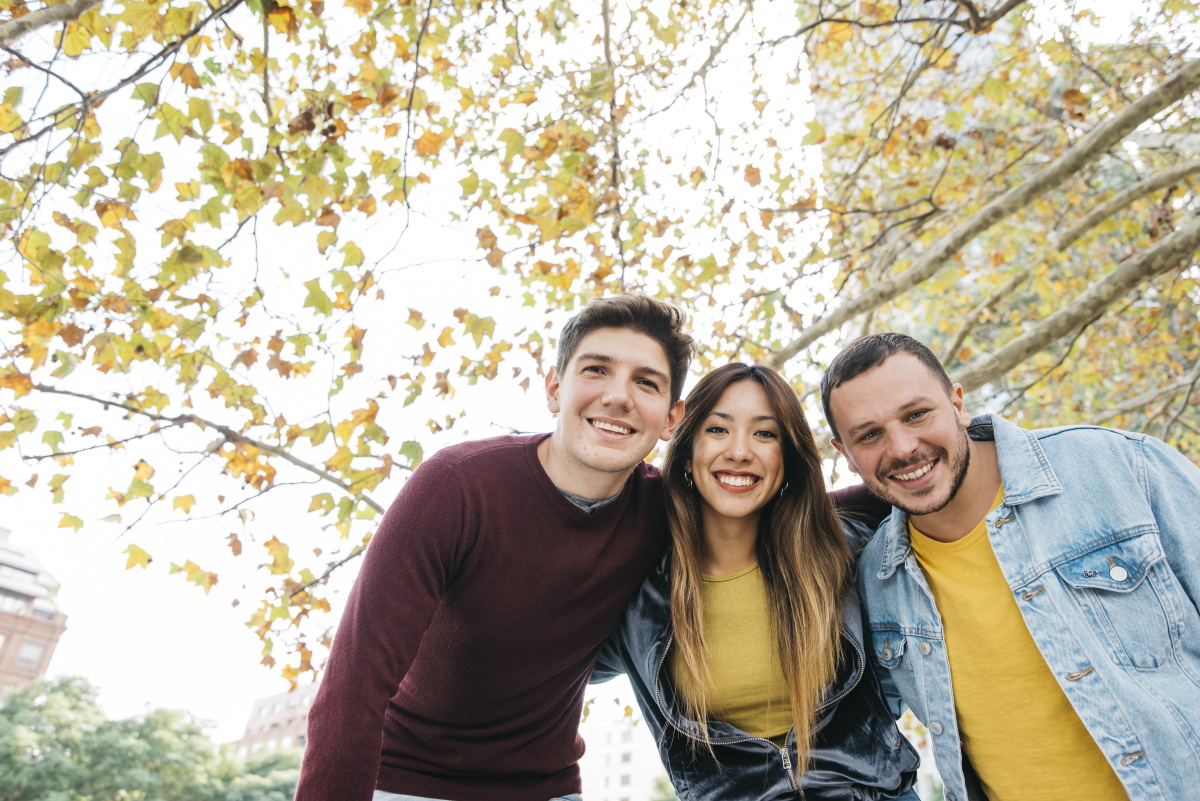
[295,456,472,801]
[829,481,890,528]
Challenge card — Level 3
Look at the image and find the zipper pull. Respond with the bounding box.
[779,744,800,791]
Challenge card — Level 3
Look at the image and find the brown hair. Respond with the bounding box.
[557,293,695,404]
[820,332,953,440]
[664,363,852,772]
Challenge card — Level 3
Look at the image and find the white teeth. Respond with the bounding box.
[716,474,759,487]
[592,420,633,435]
[893,463,933,481]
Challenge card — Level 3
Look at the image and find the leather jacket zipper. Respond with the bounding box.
[653,633,866,797]
[779,739,801,793]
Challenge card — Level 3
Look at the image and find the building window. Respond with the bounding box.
[621,752,631,763]
[0,591,28,615]
[620,774,631,786]
[621,729,633,742]
[15,641,44,670]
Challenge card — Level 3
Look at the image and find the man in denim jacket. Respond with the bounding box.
[820,333,1200,801]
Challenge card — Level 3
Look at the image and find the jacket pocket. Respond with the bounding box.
[870,629,907,670]
[1052,529,1179,668]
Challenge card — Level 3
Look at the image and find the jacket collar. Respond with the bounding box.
[875,413,1064,578]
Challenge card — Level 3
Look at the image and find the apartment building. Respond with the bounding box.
[0,526,68,691]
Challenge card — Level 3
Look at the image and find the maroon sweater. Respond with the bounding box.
[295,435,668,801]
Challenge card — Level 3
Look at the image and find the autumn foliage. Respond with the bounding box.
[1,0,1198,679]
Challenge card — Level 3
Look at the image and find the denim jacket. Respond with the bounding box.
[858,414,1200,801]
[593,548,920,801]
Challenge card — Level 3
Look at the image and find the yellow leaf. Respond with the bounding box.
[437,326,456,347]
[802,121,825,146]
[264,536,295,574]
[415,128,447,156]
[173,494,196,513]
[346,0,372,15]
[124,544,152,569]
[744,165,761,187]
[59,513,84,532]
[169,62,202,89]
[133,459,155,480]
[0,372,34,398]
[60,22,92,57]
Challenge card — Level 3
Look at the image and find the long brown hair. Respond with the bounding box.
[665,363,852,771]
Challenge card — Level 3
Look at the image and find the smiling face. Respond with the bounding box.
[686,380,785,534]
[543,327,684,497]
[829,353,973,517]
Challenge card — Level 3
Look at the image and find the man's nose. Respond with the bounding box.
[601,379,633,408]
[888,426,921,457]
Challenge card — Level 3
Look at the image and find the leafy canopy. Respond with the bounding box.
[0,0,1198,677]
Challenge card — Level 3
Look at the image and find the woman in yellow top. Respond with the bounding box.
[594,364,919,799]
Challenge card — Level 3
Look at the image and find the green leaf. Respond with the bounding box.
[303,279,333,316]
[498,128,524,164]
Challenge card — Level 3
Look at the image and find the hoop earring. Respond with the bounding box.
[778,480,789,498]
[684,471,694,489]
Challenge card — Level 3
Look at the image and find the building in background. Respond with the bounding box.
[578,696,671,801]
[0,526,68,691]
[232,678,321,758]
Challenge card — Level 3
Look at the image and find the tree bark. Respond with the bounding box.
[0,0,104,48]
[950,214,1200,393]
[1129,132,1200,153]
[770,57,1200,368]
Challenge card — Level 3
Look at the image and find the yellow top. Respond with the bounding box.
[908,486,1127,801]
[668,562,791,740]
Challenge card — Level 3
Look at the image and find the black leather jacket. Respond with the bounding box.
[592,550,919,800]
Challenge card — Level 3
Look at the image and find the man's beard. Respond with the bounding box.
[874,424,971,517]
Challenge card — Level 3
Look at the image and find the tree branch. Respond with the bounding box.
[1128,131,1200,153]
[1090,358,1200,424]
[289,544,367,597]
[0,0,246,159]
[0,0,104,48]
[31,383,386,514]
[950,214,1200,392]
[601,0,627,288]
[769,56,1200,368]
[1055,159,1200,250]
[940,262,1033,365]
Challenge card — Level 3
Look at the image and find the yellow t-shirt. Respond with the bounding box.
[668,562,791,740]
[908,487,1128,801]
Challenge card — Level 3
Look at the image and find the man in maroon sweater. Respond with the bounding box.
[296,294,695,801]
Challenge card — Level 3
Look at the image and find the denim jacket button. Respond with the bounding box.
[881,647,893,660]
[1109,565,1129,582]
[929,721,943,735]
[946,794,956,801]
[919,642,932,655]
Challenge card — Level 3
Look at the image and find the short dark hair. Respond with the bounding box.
[820,333,954,440]
[557,293,696,404]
